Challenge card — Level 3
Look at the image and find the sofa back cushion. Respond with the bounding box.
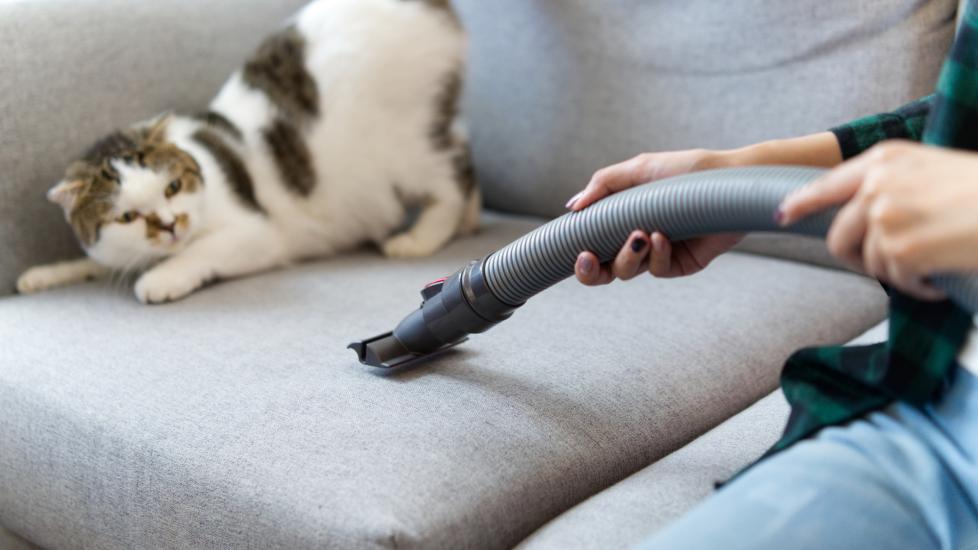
[459,0,956,218]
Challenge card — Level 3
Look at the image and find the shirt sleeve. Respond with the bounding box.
[829,95,935,160]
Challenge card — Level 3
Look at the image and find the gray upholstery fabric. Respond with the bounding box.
[460,0,956,219]
[518,322,890,550]
[518,393,792,550]
[0,1,924,548]
[0,0,308,296]
[0,212,887,549]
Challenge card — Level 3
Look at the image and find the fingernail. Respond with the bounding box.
[630,236,647,253]
[579,256,594,274]
[565,192,584,210]
[774,208,785,226]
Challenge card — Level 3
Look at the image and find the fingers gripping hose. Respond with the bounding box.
[485,166,833,305]
[350,167,978,368]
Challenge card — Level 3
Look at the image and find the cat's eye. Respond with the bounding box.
[165,179,182,198]
[118,211,139,224]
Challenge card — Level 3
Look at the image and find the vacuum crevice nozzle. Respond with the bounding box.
[349,260,515,369]
[348,331,467,369]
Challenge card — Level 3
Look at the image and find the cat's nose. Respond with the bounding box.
[158,221,176,234]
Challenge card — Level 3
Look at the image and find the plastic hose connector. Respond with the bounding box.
[482,166,978,314]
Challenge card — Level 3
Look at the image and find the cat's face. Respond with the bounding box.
[49,116,205,269]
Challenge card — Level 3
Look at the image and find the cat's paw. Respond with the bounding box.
[381,233,441,258]
[16,266,63,294]
[134,268,203,304]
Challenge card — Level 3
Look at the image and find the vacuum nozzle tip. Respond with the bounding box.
[348,331,402,369]
[348,331,467,369]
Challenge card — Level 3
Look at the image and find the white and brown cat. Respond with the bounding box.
[17,0,478,304]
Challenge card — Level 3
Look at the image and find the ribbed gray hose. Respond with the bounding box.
[483,166,978,314]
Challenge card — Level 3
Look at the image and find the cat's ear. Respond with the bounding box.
[144,111,174,142]
[47,179,87,211]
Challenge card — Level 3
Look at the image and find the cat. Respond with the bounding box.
[16,0,478,304]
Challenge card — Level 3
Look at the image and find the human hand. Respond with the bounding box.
[568,149,746,285]
[778,141,978,300]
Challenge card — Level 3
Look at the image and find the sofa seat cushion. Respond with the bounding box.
[517,322,890,550]
[518,392,790,550]
[0,213,887,549]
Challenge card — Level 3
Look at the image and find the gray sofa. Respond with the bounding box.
[0,1,956,548]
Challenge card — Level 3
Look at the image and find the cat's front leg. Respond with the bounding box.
[16,258,109,294]
[135,230,286,304]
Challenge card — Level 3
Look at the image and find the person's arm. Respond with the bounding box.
[731,131,844,168]
[569,132,843,285]
[731,95,934,169]
[569,96,934,286]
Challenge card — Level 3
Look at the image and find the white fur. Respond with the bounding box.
[23,0,478,303]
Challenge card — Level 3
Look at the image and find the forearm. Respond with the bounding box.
[718,95,936,170]
[720,131,844,169]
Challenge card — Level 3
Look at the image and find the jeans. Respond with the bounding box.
[635,368,978,550]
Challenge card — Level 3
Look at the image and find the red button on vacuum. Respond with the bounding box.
[421,278,446,301]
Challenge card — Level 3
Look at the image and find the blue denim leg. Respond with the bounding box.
[633,369,978,550]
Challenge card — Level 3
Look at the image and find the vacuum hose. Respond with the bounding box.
[349,166,978,368]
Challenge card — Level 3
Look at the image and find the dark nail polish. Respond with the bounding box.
[630,237,647,253]
[774,208,785,225]
[579,257,594,274]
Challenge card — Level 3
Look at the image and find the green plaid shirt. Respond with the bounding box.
[758,1,978,465]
